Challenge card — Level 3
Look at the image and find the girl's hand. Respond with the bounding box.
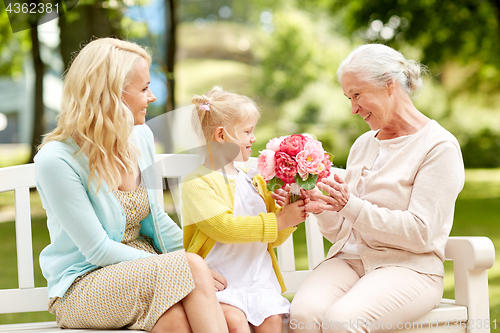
[315,174,350,212]
[276,195,307,230]
[210,269,227,292]
[271,184,290,207]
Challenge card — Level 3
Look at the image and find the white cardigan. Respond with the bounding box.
[317,120,465,277]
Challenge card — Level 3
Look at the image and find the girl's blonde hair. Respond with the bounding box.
[40,37,152,192]
[191,86,260,143]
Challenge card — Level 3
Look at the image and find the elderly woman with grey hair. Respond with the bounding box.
[286,44,465,332]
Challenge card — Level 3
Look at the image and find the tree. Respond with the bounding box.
[321,0,500,92]
[257,9,325,104]
[58,0,124,71]
[0,4,30,77]
[165,0,176,111]
[1,0,54,162]
[28,22,44,163]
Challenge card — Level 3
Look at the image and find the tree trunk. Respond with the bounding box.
[59,0,123,71]
[490,0,500,46]
[166,0,177,111]
[28,24,44,163]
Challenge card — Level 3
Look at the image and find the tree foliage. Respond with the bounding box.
[0,2,31,77]
[322,0,500,92]
[59,0,124,71]
[179,0,285,23]
[256,10,325,104]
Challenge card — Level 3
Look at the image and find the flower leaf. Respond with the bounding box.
[267,176,285,192]
[325,152,335,163]
[294,173,318,190]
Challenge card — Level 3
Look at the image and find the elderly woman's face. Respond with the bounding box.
[341,73,391,131]
[122,58,157,126]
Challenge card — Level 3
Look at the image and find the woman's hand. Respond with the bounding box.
[314,174,351,212]
[304,188,334,214]
[210,269,227,292]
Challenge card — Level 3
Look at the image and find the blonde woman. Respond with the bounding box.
[35,38,228,333]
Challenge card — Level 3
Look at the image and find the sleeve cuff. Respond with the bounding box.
[339,194,364,224]
[315,209,336,224]
[261,212,278,243]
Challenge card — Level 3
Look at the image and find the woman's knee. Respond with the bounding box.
[289,296,327,331]
[185,252,207,271]
[321,304,362,333]
[185,253,211,280]
[290,301,359,333]
[184,253,218,299]
[152,303,190,333]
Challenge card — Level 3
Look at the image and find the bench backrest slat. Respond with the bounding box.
[0,164,37,289]
[0,163,48,314]
[15,187,35,289]
[0,164,36,192]
[305,215,326,270]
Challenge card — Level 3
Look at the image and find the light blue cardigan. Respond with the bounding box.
[35,124,183,298]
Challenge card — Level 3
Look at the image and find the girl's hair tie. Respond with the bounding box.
[199,101,210,111]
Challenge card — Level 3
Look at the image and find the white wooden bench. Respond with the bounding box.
[0,154,495,333]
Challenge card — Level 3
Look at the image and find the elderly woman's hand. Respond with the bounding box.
[314,173,351,212]
[304,188,334,214]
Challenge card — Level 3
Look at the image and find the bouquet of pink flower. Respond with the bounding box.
[257,134,333,202]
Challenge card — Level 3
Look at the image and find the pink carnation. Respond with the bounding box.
[305,138,323,150]
[279,134,307,157]
[296,143,325,179]
[317,153,333,182]
[275,151,297,184]
[257,149,276,181]
[266,136,286,152]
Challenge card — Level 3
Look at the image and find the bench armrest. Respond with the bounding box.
[445,236,495,332]
[445,236,495,271]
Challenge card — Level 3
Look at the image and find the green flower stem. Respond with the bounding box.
[290,183,301,204]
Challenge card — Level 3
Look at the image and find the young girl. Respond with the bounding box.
[182,86,307,333]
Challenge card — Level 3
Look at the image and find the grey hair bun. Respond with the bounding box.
[403,59,426,94]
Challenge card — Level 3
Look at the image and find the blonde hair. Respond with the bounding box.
[337,43,428,99]
[191,86,260,144]
[41,37,152,193]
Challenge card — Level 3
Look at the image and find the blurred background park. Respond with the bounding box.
[0,0,500,328]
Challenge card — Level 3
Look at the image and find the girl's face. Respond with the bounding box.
[234,117,258,162]
[122,58,156,125]
[341,72,392,131]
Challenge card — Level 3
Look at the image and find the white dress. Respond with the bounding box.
[204,167,290,326]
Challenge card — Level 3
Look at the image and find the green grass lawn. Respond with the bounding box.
[0,169,499,328]
[450,169,500,330]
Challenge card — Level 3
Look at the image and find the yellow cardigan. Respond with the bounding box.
[181,164,296,293]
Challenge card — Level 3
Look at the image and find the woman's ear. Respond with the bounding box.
[387,79,396,96]
[214,127,225,142]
